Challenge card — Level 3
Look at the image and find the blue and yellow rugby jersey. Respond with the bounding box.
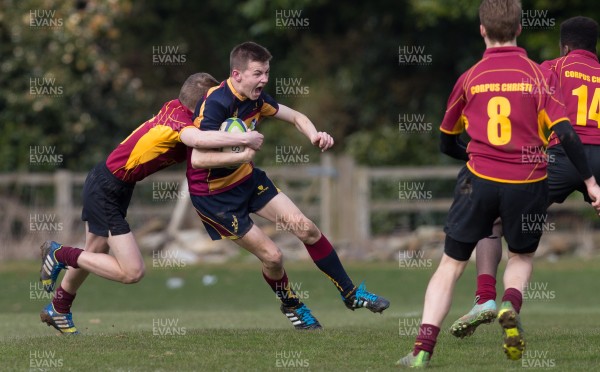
[187,78,279,195]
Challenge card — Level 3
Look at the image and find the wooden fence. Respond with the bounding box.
[0,155,589,252]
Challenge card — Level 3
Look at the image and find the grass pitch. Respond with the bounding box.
[1,258,600,371]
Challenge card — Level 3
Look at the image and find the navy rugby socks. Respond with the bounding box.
[304,234,355,298]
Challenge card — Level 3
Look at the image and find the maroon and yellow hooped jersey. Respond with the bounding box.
[105,99,196,183]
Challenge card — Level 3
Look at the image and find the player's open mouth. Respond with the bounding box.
[254,87,263,95]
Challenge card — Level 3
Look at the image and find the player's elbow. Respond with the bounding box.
[557,128,577,143]
[553,120,577,143]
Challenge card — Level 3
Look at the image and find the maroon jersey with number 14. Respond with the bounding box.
[543,50,600,147]
[440,46,569,183]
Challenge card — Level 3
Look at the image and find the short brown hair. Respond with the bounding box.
[178,72,219,110]
[230,41,272,73]
[479,0,522,43]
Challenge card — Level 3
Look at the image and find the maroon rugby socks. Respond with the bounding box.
[502,287,523,313]
[304,234,355,297]
[52,285,76,314]
[475,274,497,304]
[54,245,83,268]
[263,270,299,307]
[413,324,440,356]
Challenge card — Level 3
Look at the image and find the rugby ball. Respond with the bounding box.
[219,118,247,154]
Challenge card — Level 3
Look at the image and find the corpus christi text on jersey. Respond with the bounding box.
[470,82,536,94]
[564,70,600,83]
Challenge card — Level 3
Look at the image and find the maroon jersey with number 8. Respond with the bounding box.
[440,46,569,183]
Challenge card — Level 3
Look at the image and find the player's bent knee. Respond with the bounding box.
[122,266,145,284]
[261,249,283,269]
[292,218,319,243]
[122,271,145,284]
[444,235,477,262]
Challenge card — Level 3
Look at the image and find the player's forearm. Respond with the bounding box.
[181,129,251,149]
[191,149,249,169]
[552,121,592,180]
[293,113,319,141]
[275,104,318,140]
[439,133,469,161]
[584,176,598,189]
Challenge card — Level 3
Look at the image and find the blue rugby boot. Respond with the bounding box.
[343,281,390,313]
[280,303,322,330]
[40,241,66,293]
[40,303,79,335]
